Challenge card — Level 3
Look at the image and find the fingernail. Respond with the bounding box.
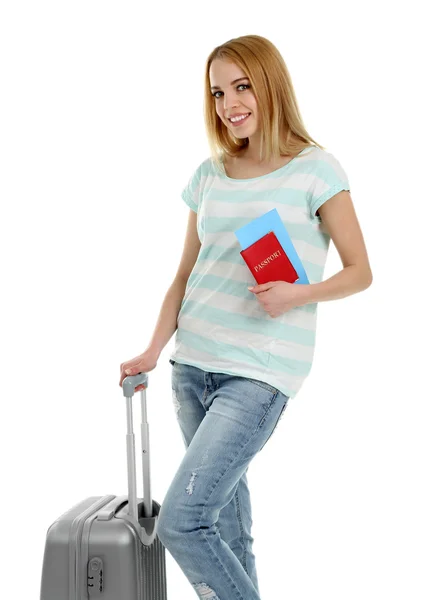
[125,369,131,374]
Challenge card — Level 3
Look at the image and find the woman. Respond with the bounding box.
[119,34,372,600]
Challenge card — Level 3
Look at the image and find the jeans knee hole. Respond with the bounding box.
[192,582,220,599]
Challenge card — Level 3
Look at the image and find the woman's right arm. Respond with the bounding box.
[145,208,201,360]
[119,209,201,389]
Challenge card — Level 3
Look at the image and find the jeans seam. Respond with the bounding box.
[196,446,254,597]
[255,389,278,431]
[235,490,248,572]
[197,491,244,599]
[258,396,289,451]
[196,422,271,599]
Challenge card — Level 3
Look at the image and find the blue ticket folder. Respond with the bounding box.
[235,208,309,285]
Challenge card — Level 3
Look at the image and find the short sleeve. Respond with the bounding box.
[308,152,350,222]
[181,164,203,213]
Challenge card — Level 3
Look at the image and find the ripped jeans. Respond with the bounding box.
[156,361,289,600]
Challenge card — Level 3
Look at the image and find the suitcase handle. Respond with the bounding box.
[122,373,152,520]
[122,372,148,396]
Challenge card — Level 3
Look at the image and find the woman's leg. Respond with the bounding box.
[167,361,260,593]
[217,469,259,594]
[158,362,289,600]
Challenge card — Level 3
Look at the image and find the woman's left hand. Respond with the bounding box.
[248,281,308,318]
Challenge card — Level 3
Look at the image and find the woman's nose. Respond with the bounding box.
[223,93,239,111]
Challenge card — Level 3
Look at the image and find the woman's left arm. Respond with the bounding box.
[298,190,373,305]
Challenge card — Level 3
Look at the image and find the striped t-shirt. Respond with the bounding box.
[169,145,350,398]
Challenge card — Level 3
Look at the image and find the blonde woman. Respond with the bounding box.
[119,34,372,600]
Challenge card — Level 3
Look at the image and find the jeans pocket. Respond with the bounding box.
[245,376,278,396]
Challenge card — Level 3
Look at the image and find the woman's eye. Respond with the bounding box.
[212,84,250,98]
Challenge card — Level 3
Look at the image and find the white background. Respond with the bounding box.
[1,1,422,598]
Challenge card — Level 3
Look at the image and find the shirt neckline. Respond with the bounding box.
[219,146,312,182]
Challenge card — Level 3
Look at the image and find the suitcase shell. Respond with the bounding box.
[40,373,167,599]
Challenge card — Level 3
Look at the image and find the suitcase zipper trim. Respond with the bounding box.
[82,510,104,597]
[69,495,116,600]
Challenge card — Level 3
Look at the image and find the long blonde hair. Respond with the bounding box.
[203,35,325,173]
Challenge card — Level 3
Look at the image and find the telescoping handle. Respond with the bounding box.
[122,373,152,519]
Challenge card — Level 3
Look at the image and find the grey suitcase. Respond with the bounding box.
[40,372,168,599]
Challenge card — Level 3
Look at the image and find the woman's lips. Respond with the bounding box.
[228,113,251,126]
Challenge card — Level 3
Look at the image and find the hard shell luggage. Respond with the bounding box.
[40,372,168,599]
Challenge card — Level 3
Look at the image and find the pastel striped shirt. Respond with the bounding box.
[169,145,350,398]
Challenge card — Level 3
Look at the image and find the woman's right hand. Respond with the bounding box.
[119,350,159,392]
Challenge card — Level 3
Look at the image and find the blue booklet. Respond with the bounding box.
[235,208,309,285]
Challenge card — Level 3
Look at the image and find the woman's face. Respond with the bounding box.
[209,59,259,139]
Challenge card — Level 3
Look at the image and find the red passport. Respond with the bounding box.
[240,231,299,284]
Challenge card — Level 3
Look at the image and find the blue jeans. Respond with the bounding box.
[156,361,290,600]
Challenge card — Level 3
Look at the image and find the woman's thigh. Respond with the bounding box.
[170,361,289,451]
[164,362,289,523]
